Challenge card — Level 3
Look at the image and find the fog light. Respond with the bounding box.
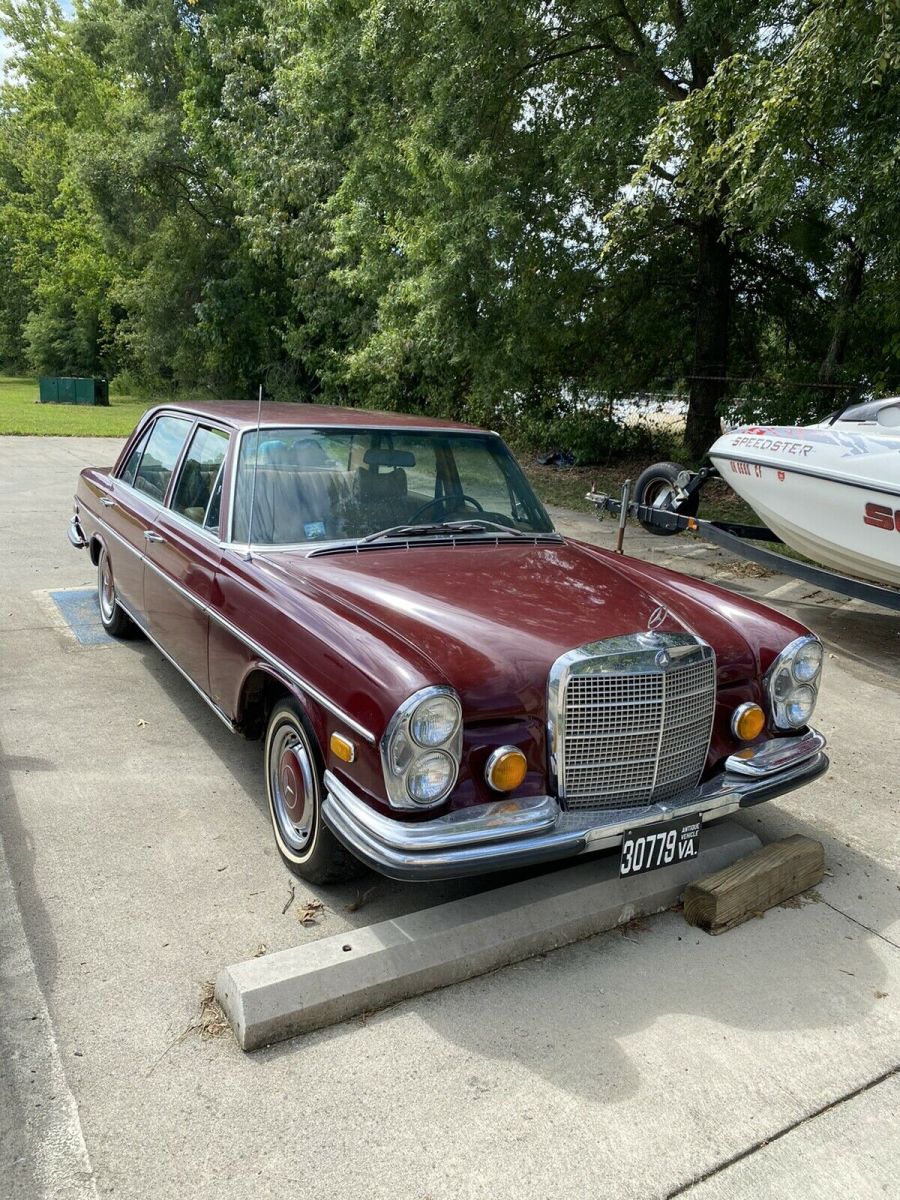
[485,746,527,792]
[731,702,766,742]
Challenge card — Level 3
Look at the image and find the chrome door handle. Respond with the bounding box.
[143,531,164,543]
[100,497,116,507]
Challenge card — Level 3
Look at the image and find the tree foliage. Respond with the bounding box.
[0,0,897,454]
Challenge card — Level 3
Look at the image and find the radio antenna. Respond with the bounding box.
[243,383,263,562]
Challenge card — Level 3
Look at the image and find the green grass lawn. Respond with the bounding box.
[0,376,155,436]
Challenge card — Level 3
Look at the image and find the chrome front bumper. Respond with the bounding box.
[322,729,828,881]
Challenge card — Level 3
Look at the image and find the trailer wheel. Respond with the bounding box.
[633,462,699,536]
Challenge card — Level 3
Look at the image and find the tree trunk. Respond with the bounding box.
[685,216,731,459]
[818,244,864,389]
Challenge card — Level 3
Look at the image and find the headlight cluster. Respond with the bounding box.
[382,687,462,808]
[766,635,824,729]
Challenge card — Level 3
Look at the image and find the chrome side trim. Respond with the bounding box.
[143,554,207,611]
[322,731,828,881]
[89,512,377,744]
[115,595,235,731]
[206,605,377,744]
[92,513,144,559]
[115,477,222,546]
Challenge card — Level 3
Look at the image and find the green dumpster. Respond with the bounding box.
[38,377,109,406]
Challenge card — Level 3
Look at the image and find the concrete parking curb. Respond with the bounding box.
[216,820,761,1051]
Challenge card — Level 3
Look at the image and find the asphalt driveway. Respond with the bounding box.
[1,436,898,1199]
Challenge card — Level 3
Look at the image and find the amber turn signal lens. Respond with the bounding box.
[732,703,765,742]
[330,732,356,763]
[485,747,527,792]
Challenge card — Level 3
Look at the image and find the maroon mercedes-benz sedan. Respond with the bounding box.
[68,402,828,882]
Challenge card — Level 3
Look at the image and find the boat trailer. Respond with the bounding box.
[588,478,900,613]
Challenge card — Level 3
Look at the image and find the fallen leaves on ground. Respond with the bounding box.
[717,560,773,579]
[296,898,325,925]
[194,982,230,1040]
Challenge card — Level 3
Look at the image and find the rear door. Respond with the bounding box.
[103,415,192,615]
[142,423,230,693]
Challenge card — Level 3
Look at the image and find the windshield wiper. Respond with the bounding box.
[359,520,543,545]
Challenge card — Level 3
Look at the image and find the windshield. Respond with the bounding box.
[230,427,554,545]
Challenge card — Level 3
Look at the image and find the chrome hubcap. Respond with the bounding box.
[99,553,116,622]
[270,724,315,852]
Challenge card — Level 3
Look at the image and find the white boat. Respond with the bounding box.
[708,398,900,588]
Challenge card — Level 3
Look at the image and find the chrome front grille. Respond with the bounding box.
[549,634,716,813]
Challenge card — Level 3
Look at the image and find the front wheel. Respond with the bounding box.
[97,545,137,637]
[633,461,699,536]
[264,699,361,884]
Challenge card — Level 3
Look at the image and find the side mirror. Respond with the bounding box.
[876,403,900,429]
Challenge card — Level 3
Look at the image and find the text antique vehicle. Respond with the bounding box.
[68,403,829,882]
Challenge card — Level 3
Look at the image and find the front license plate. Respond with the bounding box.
[619,817,700,878]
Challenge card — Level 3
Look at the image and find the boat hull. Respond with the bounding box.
[709,424,900,587]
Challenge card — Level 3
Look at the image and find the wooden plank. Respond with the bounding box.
[683,835,824,934]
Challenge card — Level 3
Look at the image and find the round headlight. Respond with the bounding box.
[784,685,816,727]
[410,695,461,747]
[792,641,823,683]
[406,750,456,804]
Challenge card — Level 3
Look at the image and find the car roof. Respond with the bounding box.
[152,400,485,434]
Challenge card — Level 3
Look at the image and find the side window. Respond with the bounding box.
[133,416,192,503]
[119,424,153,487]
[171,426,229,527]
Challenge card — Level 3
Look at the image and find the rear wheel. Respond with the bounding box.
[633,461,699,536]
[264,699,361,884]
[97,545,137,637]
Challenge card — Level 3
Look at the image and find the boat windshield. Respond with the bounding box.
[230,427,555,545]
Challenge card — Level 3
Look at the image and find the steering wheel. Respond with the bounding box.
[410,493,485,523]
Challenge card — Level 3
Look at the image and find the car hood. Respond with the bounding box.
[259,538,797,718]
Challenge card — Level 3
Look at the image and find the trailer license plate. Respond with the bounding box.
[619,818,700,878]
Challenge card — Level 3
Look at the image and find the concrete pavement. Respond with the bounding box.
[1,436,898,1198]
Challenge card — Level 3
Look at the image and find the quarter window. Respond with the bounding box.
[204,469,225,533]
[171,426,229,527]
[132,416,192,503]
[119,424,153,487]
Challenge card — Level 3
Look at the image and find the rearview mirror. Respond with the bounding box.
[363,448,416,468]
[876,403,900,429]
